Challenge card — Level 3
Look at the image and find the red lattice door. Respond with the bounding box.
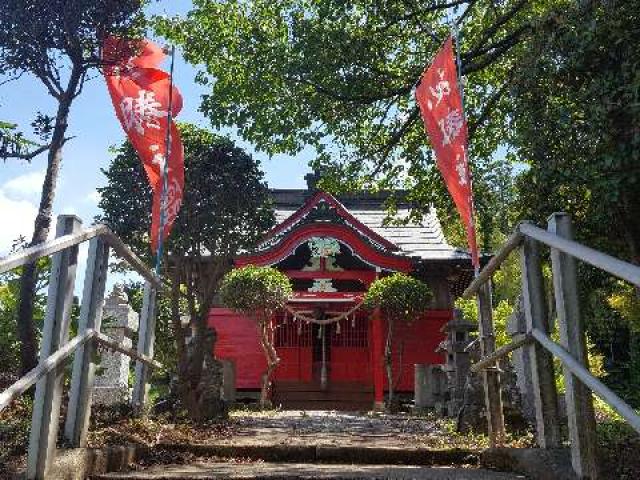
[273,317,312,382]
[329,312,370,384]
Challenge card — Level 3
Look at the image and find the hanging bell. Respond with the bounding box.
[297,321,302,336]
[351,315,356,328]
[336,322,341,335]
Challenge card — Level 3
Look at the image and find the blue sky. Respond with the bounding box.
[0,1,312,260]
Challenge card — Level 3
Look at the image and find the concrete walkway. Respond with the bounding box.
[96,461,526,479]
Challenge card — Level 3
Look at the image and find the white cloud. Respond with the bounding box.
[86,190,101,204]
[3,170,45,198]
[0,190,37,255]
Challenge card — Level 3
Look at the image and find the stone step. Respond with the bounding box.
[93,461,526,479]
[150,443,479,466]
[273,400,373,410]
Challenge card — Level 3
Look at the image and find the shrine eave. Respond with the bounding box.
[236,222,413,272]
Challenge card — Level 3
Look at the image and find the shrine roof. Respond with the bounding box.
[270,189,471,262]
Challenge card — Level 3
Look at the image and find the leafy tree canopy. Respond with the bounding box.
[156,0,549,245]
[1,0,148,374]
[509,0,640,264]
[364,272,431,322]
[98,123,275,419]
[98,123,275,264]
[219,265,292,408]
[219,265,293,321]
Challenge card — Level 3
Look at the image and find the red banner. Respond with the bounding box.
[415,36,479,269]
[102,37,184,251]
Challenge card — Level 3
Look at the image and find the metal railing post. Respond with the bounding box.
[27,215,82,480]
[131,282,157,414]
[64,236,110,446]
[548,213,598,479]
[476,281,506,446]
[520,232,560,448]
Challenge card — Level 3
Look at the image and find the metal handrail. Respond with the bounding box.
[531,328,640,434]
[0,225,107,274]
[94,331,161,369]
[0,215,162,478]
[464,223,640,299]
[463,229,524,299]
[0,330,96,412]
[520,223,640,286]
[0,330,161,413]
[101,231,163,288]
[0,224,162,289]
[469,333,532,373]
[465,218,640,440]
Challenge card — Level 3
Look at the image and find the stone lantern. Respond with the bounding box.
[437,309,477,416]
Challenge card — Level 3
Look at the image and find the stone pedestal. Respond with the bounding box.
[93,286,138,406]
[415,364,445,409]
[221,359,236,403]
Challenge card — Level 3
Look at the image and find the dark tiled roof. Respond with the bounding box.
[270,189,470,261]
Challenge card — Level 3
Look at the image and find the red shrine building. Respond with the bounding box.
[208,182,475,409]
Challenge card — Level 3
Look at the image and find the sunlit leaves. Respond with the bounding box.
[219,265,293,322]
[364,272,431,323]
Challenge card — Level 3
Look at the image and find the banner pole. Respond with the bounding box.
[452,24,480,275]
[155,44,176,276]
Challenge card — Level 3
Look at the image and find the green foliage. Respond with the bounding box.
[0,1,146,76]
[219,266,292,322]
[364,273,431,323]
[510,1,640,263]
[0,121,38,161]
[98,123,274,264]
[0,258,49,370]
[156,0,545,245]
[455,239,520,348]
[99,124,274,413]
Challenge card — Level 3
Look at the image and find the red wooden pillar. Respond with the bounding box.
[372,307,385,409]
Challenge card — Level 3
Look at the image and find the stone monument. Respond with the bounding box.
[93,285,139,406]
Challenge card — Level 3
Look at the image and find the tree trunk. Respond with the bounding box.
[384,319,395,408]
[173,259,226,420]
[259,319,279,409]
[16,66,82,375]
[620,190,640,267]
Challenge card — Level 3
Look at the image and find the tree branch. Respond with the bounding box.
[303,79,413,105]
[463,0,529,61]
[455,0,478,26]
[462,28,525,75]
[1,135,72,162]
[378,0,471,33]
[463,24,530,65]
[468,83,508,140]
[371,106,421,176]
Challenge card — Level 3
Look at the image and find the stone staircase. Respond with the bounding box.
[272,381,374,411]
[84,410,574,479]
